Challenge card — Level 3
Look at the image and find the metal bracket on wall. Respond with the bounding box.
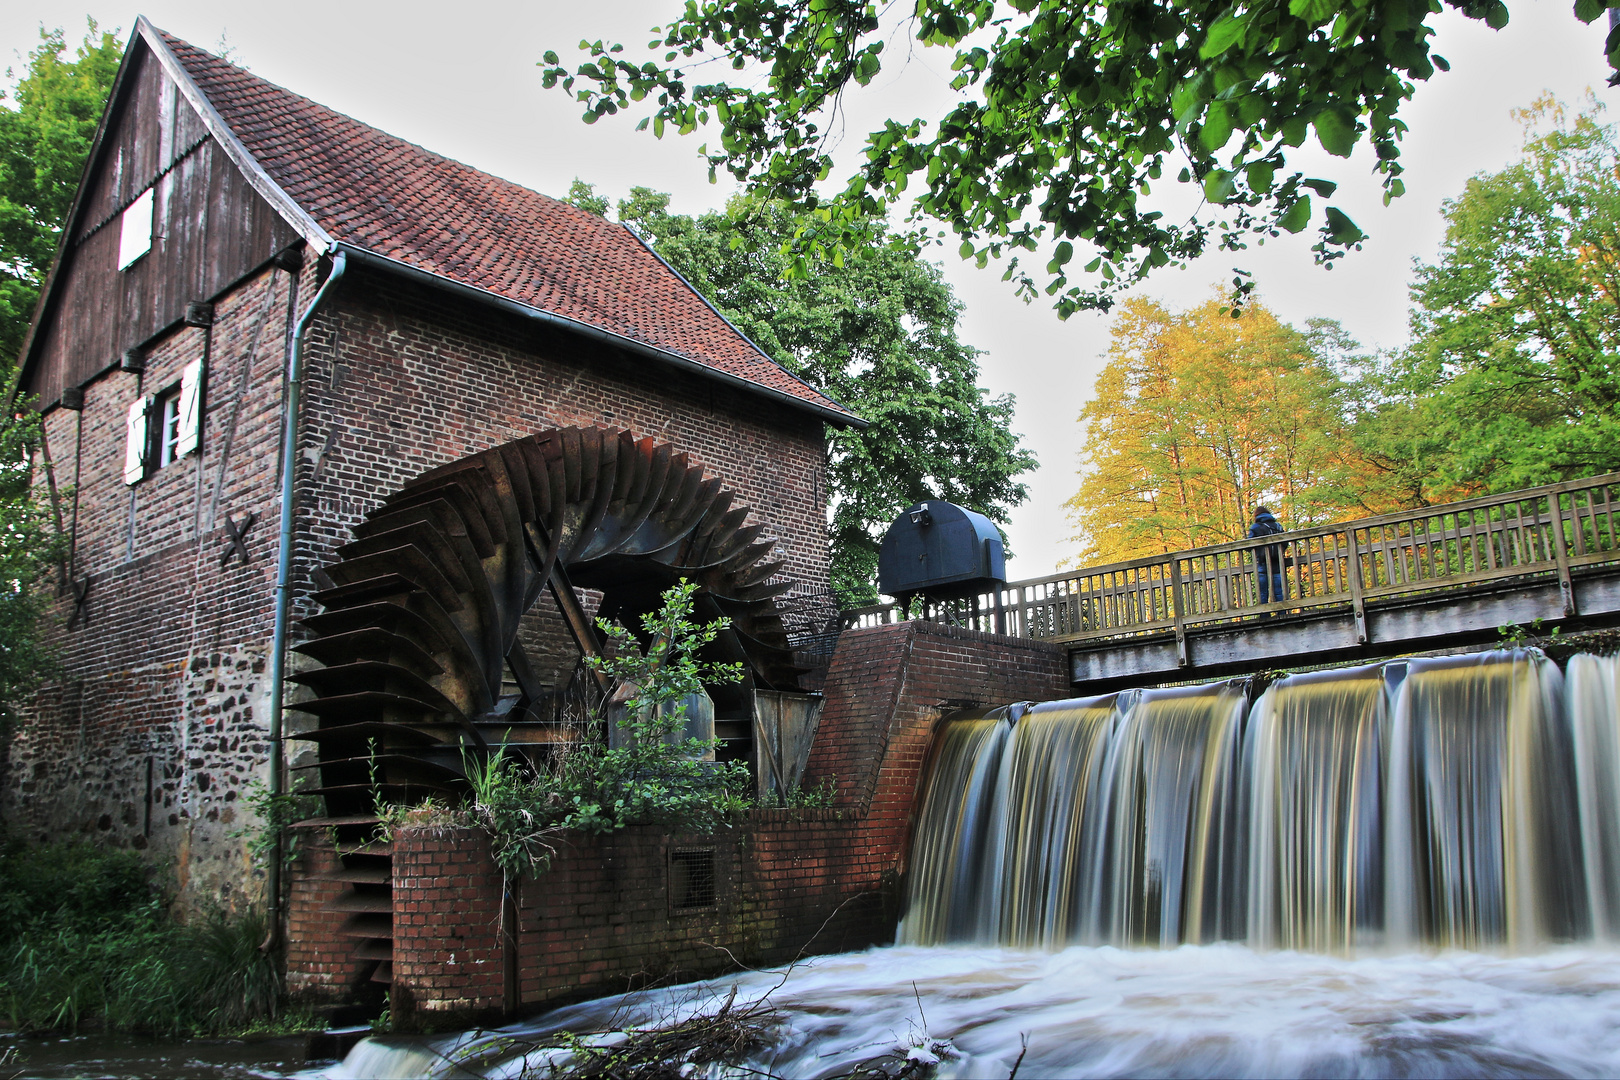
[219,511,257,568]
[66,573,92,630]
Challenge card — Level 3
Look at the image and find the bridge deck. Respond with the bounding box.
[843,472,1620,688]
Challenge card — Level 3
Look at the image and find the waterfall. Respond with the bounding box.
[1573,653,1620,939]
[904,649,1618,953]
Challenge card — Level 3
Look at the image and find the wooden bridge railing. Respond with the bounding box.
[842,472,1620,650]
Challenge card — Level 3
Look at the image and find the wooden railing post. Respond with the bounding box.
[1346,527,1368,644]
[1548,493,1578,618]
[1169,558,1189,667]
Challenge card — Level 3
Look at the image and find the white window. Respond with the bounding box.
[122,361,204,485]
[156,389,182,467]
[117,188,154,270]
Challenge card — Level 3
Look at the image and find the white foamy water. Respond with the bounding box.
[326,942,1620,1079]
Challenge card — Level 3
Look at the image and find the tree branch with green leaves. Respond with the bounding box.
[542,0,1618,318]
[462,580,751,881]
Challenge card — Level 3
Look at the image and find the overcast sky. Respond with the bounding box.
[3,2,1612,578]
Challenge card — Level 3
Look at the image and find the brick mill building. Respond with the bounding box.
[3,17,861,913]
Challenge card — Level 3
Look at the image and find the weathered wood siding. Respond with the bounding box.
[24,39,300,408]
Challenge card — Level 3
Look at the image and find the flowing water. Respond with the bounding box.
[318,648,1620,1078]
[320,943,1620,1078]
[902,649,1606,953]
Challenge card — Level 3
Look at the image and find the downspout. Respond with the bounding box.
[263,249,346,950]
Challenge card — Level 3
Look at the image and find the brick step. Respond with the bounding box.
[369,961,393,985]
[288,814,380,830]
[319,866,391,885]
[329,890,393,914]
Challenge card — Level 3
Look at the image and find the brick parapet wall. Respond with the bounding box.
[801,622,1070,813]
[381,623,1068,1024]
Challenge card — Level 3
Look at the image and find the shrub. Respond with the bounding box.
[461,579,753,880]
[0,837,289,1035]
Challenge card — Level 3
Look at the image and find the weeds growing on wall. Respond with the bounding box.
[457,579,754,880]
[234,775,324,870]
[0,837,301,1035]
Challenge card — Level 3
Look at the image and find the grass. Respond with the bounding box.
[0,836,309,1037]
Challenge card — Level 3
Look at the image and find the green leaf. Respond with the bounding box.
[1323,206,1365,244]
[1575,0,1605,22]
[1313,109,1356,157]
[1485,1,1509,29]
[1246,161,1276,193]
[1279,194,1311,233]
[1203,168,1237,203]
[1172,71,1213,126]
[1201,102,1236,152]
[1287,0,1338,22]
[1199,12,1249,59]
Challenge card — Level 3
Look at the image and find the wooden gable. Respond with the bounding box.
[20,34,303,409]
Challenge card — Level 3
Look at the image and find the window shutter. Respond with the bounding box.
[123,396,151,485]
[176,359,204,457]
[117,188,155,270]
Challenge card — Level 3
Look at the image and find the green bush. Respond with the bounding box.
[461,579,754,880]
[0,837,287,1035]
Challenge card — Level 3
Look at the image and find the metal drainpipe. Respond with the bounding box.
[263,248,346,950]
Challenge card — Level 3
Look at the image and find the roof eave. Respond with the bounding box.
[623,225,864,428]
[332,243,868,430]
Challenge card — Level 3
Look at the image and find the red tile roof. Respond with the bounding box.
[154,29,856,423]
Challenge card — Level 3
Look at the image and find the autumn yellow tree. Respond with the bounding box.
[1066,295,1383,566]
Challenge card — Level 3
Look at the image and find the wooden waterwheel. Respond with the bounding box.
[288,426,803,990]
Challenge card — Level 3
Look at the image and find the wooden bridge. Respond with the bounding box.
[843,472,1620,689]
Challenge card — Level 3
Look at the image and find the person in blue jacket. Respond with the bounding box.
[1249,505,1286,606]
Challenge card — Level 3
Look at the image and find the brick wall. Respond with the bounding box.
[391,827,507,1024]
[285,832,366,1002]
[5,262,309,907]
[378,623,1067,1024]
[6,257,836,910]
[288,272,831,638]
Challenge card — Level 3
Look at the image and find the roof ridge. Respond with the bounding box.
[153,27,593,226]
[143,23,860,425]
[624,223,850,409]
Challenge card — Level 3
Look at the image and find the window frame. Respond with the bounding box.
[153,387,182,469]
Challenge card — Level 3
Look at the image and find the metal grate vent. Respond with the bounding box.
[669,848,716,912]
